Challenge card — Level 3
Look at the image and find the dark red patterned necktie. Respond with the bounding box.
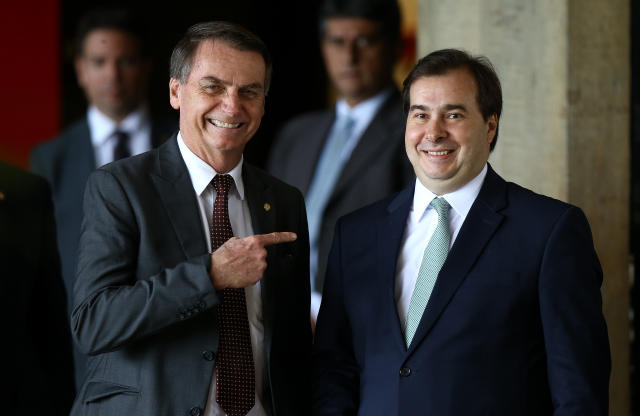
[211,174,255,416]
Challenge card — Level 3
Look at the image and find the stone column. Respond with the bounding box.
[417,1,630,414]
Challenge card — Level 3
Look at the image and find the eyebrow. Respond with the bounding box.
[409,103,468,112]
[199,76,263,91]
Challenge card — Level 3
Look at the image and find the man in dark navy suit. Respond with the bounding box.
[313,49,610,415]
[30,7,175,390]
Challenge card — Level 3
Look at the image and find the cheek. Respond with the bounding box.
[404,126,422,149]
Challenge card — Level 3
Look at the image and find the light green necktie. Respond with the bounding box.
[405,197,451,347]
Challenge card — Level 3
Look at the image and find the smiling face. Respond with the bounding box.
[405,68,497,195]
[321,17,396,107]
[169,40,266,172]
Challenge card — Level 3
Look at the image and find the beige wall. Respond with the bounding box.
[417,1,630,414]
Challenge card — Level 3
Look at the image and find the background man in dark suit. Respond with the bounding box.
[70,21,311,416]
[29,7,175,390]
[267,0,413,321]
[0,162,75,415]
[313,49,610,415]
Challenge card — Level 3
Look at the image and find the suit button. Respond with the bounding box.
[399,367,411,377]
[189,406,202,416]
[202,350,215,361]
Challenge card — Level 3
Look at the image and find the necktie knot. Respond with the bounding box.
[337,115,355,141]
[430,197,450,218]
[213,174,233,195]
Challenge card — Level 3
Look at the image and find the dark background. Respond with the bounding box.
[60,0,327,169]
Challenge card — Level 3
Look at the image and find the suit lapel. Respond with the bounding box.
[407,166,507,354]
[150,135,208,259]
[242,165,278,362]
[331,91,404,199]
[377,185,414,352]
[75,120,97,171]
[298,113,335,193]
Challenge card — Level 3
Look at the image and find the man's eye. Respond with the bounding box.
[326,37,346,48]
[205,85,222,93]
[355,36,375,48]
[414,113,426,119]
[90,58,105,67]
[447,113,461,119]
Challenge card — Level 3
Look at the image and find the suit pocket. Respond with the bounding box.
[83,380,140,404]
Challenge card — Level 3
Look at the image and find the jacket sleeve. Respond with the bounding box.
[539,206,610,415]
[71,168,219,355]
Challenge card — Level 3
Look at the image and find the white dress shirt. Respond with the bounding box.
[395,164,488,331]
[309,88,393,319]
[87,105,152,167]
[177,133,266,416]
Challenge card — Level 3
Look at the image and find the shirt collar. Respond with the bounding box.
[335,88,392,124]
[87,104,149,147]
[412,163,488,222]
[176,131,245,199]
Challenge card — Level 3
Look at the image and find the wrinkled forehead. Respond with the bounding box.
[188,40,266,85]
[81,28,142,57]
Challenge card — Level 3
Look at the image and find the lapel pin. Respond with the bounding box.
[263,203,271,212]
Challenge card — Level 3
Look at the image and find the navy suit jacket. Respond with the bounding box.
[70,136,311,415]
[29,116,175,389]
[0,163,75,415]
[313,165,610,415]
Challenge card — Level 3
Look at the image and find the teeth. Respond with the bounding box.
[211,119,240,128]
[428,150,449,156]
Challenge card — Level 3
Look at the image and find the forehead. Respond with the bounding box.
[187,40,265,85]
[324,17,382,38]
[410,68,478,107]
[82,28,140,56]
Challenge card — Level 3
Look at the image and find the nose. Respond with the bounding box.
[104,60,122,83]
[425,118,445,142]
[221,90,241,116]
[345,40,359,65]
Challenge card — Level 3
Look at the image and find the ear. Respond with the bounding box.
[169,78,181,110]
[486,114,498,145]
[74,57,87,88]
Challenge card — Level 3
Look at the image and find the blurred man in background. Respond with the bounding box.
[268,0,412,322]
[30,7,175,389]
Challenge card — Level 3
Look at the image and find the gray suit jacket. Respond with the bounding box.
[29,117,175,389]
[267,90,413,292]
[70,136,311,415]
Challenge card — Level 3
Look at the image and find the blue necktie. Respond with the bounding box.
[405,197,451,346]
[306,114,355,287]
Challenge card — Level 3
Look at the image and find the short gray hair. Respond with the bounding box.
[169,21,272,95]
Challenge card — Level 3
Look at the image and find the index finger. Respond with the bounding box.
[254,232,297,247]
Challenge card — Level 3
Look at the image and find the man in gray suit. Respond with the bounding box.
[267,0,413,321]
[30,7,175,390]
[70,21,311,416]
